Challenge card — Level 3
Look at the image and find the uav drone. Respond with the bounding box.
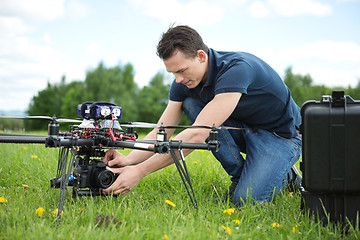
[0,102,220,223]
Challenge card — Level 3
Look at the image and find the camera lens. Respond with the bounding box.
[97,170,116,189]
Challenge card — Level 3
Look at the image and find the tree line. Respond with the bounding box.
[283,67,360,106]
[2,62,360,131]
[23,62,175,130]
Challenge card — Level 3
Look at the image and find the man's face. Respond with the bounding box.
[164,49,207,89]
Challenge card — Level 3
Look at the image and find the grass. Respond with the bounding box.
[0,141,359,239]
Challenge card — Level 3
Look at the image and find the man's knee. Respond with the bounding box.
[182,98,205,123]
[232,185,279,206]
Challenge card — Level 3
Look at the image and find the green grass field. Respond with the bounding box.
[0,141,359,239]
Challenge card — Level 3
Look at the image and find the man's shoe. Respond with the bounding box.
[213,180,238,203]
[288,165,302,192]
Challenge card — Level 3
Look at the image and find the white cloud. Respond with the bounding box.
[64,1,92,20]
[133,54,168,86]
[278,41,360,64]
[0,0,357,112]
[249,1,270,18]
[129,0,224,26]
[269,0,332,17]
[222,0,249,5]
[0,0,66,21]
[0,0,90,30]
[42,33,52,44]
[0,16,33,37]
[294,66,359,87]
[249,0,332,18]
[0,0,92,111]
[338,0,360,2]
[254,40,360,87]
[85,42,101,54]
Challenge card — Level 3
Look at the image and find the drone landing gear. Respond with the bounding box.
[56,148,76,224]
[170,149,198,209]
[52,146,119,223]
[73,189,107,197]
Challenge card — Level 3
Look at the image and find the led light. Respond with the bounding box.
[111,107,121,118]
[77,104,122,119]
[100,107,111,117]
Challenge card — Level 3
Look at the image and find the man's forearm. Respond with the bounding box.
[135,128,208,177]
[123,128,157,165]
[125,127,173,165]
[136,148,194,177]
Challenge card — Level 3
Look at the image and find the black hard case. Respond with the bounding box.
[300,91,360,193]
[301,191,360,227]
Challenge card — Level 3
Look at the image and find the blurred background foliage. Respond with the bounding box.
[1,62,359,131]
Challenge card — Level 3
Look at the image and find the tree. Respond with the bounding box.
[345,80,360,100]
[284,67,330,106]
[0,118,24,131]
[61,81,87,118]
[83,62,138,122]
[111,63,139,122]
[27,63,360,132]
[26,76,68,130]
[136,72,170,123]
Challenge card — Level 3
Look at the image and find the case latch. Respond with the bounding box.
[331,90,345,107]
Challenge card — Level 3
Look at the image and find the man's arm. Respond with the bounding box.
[103,92,242,195]
[138,92,242,173]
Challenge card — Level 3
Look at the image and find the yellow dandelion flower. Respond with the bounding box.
[31,155,38,159]
[199,150,204,153]
[193,161,198,165]
[0,197,7,203]
[222,225,232,235]
[36,207,45,217]
[271,222,280,228]
[164,234,169,240]
[292,226,296,233]
[165,200,176,207]
[22,184,29,188]
[223,208,235,215]
[232,219,240,224]
[287,192,293,199]
[52,208,64,217]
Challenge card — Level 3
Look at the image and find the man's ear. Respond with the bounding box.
[197,50,207,63]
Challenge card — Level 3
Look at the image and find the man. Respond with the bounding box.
[102,25,302,206]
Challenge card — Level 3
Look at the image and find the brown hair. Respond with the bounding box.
[156,25,209,60]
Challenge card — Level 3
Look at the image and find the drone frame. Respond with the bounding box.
[0,110,220,224]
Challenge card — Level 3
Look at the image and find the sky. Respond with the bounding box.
[0,0,359,112]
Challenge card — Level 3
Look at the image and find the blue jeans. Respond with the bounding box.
[182,97,302,206]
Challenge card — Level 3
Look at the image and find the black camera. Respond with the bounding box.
[73,158,117,189]
[50,157,117,197]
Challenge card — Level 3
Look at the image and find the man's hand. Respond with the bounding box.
[102,166,143,195]
[102,149,129,167]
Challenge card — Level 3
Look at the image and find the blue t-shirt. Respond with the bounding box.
[169,48,301,138]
